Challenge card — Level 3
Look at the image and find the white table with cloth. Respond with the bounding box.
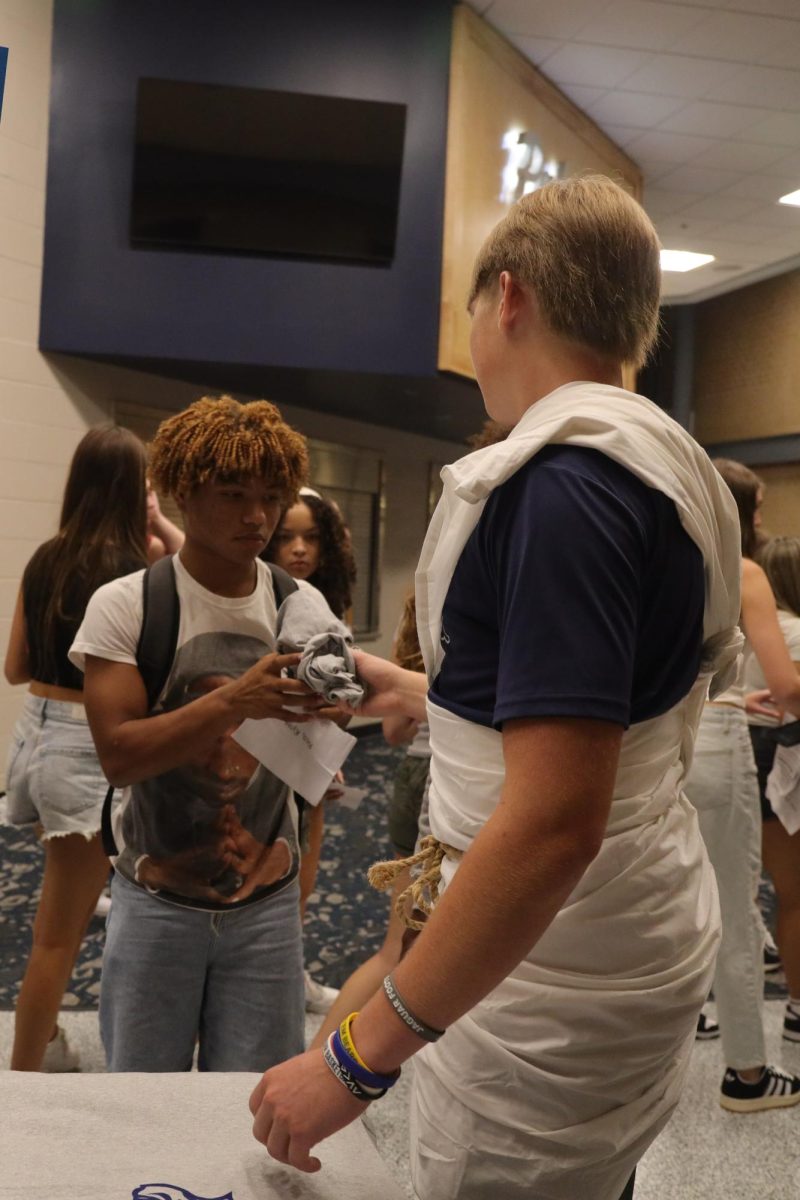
[0,1071,407,1200]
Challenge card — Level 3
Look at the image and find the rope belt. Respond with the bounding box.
[368,834,463,930]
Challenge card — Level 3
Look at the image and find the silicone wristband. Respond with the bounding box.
[332,1027,399,1091]
[383,973,444,1043]
[322,1036,384,1102]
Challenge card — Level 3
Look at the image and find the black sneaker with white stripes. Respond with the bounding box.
[696,1012,720,1040]
[783,1004,800,1043]
[764,944,783,974]
[720,1065,800,1113]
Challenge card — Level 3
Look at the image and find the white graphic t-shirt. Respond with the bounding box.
[71,555,314,911]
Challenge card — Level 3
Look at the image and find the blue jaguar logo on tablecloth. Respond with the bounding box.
[132,1186,234,1200]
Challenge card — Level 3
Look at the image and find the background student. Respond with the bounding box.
[4,425,149,1071]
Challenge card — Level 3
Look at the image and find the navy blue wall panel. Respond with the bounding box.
[40,0,452,378]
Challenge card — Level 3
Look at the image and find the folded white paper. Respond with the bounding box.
[336,784,368,810]
[233,718,356,805]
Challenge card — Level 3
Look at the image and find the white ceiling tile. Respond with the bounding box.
[508,35,565,66]
[742,200,800,229]
[586,90,686,128]
[759,34,800,71]
[657,101,764,138]
[642,187,705,217]
[557,83,609,110]
[486,0,607,40]
[536,42,648,89]
[619,53,742,101]
[763,148,800,177]
[668,11,793,60]
[625,129,718,165]
[694,140,790,172]
[723,0,800,17]
[599,123,645,149]
[676,193,763,221]
[718,174,800,203]
[741,111,800,150]
[700,243,767,265]
[748,235,800,258]
[649,163,742,195]
[711,219,797,245]
[576,0,706,52]
[655,215,720,241]
[702,64,800,111]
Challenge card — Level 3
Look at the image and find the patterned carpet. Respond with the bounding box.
[0,734,787,1009]
[0,732,404,1011]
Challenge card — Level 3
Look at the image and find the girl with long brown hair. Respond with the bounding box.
[744,535,800,1043]
[4,424,148,1070]
[684,459,800,1111]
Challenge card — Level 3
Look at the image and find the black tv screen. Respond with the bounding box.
[130,78,406,265]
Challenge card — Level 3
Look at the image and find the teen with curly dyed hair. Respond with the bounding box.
[70,395,341,1072]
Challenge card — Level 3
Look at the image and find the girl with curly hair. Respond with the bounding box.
[264,489,356,1012]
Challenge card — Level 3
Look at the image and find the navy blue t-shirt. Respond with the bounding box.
[429,445,705,730]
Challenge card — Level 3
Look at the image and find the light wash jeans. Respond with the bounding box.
[684,704,765,1069]
[100,871,304,1072]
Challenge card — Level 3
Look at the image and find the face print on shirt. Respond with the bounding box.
[120,631,297,905]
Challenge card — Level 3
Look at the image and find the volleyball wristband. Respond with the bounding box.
[332,1026,400,1091]
[322,1035,385,1103]
[383,973,445,1043]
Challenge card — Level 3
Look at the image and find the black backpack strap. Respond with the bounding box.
[136,555,181,710]
[101,556,181,858]
[268,561,299,606]
[100,784,117,858]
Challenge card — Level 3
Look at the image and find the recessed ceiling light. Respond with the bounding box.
[660,249,715,273]
[778,188,800,207]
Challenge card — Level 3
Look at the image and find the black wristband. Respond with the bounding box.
[383,973,445,1043]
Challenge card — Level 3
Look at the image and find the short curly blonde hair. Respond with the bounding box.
[469,175,661,369]
[149,395,308,499]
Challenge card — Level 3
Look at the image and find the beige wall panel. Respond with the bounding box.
[439,5,641,379]
[693,271,800,445]
[756,463,800,539]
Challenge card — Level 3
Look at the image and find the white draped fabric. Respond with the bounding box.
[409,383,743,1200]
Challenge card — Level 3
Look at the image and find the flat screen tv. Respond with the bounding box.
[130,78,407,265]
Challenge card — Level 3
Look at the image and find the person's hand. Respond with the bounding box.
[221,811,292,902]
[744,688,781,720]
[226,652,327,723]
[337,650,412,718]
[249,1047,367,1172]
[135,845,233,904]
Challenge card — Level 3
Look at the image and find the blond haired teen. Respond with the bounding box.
[250,178,741,1200]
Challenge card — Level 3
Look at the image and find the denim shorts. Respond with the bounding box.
[3,694,108,839]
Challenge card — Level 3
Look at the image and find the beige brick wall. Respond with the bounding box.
[0,0,115,767]
[693,271,800,446]
[693,270,800,539]
[754,464,800,540]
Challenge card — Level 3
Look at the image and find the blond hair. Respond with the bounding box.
[149,395,308,499]
[394,590,424,674]
[469,175,661,368]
